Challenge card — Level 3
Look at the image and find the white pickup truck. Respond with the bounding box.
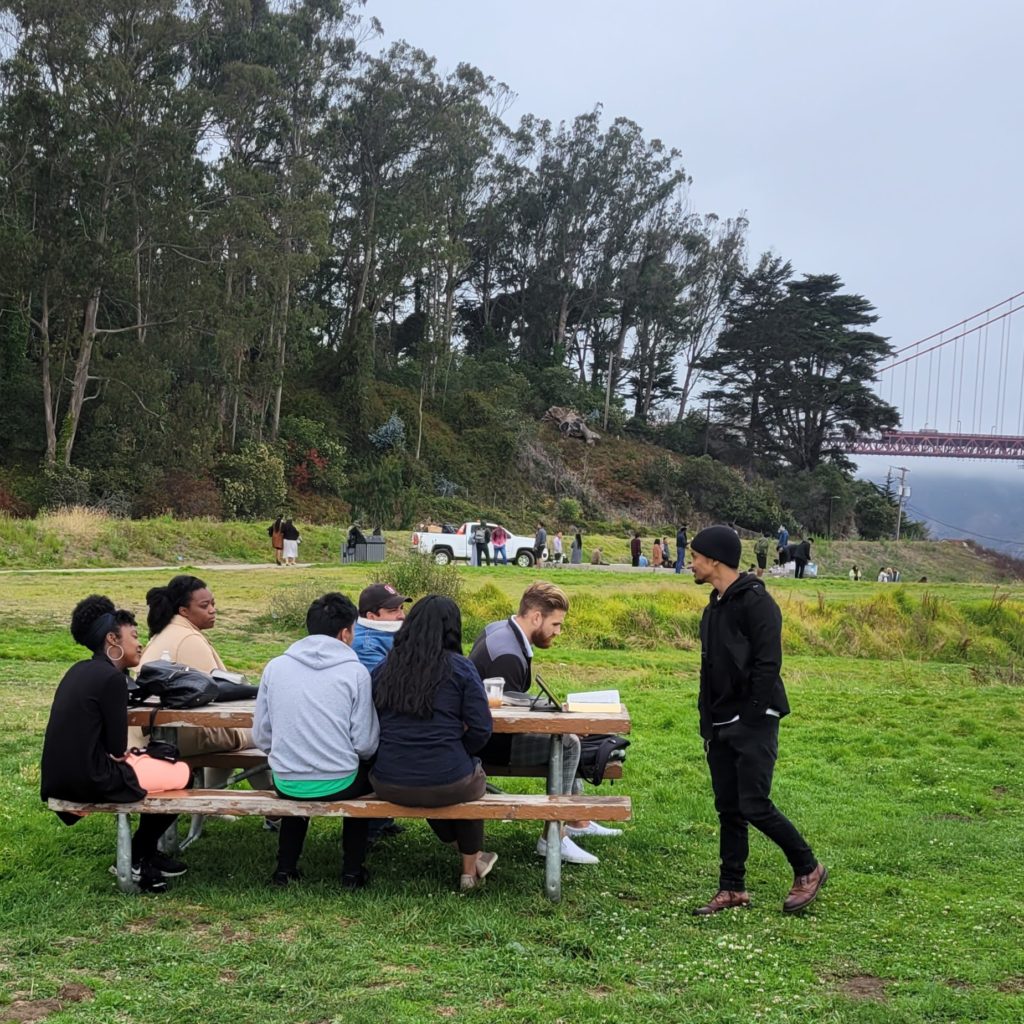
[411,522,544,567]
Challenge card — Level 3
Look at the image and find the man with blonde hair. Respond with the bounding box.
[469,582,621,865]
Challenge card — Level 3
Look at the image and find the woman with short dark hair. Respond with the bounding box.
[371,596,497,890]
[41,595,191,892]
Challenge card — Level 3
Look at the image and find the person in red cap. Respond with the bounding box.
[689,525,827,916]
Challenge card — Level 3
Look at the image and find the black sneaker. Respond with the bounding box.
[136,862,169,894]
[341,867,370,891]
[147,851,188,878]
[270,868,302,888]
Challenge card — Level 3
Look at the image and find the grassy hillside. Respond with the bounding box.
[1,508,1020,583]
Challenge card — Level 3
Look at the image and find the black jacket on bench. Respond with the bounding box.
[41,652,144,824]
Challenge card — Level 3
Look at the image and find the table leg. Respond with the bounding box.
[545,733,563,902]
[115,813,139,893]
[152,725,183,854]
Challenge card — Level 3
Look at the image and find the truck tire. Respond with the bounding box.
[514,550,534,568]
[432,548,453,566]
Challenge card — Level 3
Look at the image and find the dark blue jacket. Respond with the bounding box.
[371,653,492,787]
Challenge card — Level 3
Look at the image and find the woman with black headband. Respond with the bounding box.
[40,595,191,892]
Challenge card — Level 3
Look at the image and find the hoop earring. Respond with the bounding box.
[106,643,125,663]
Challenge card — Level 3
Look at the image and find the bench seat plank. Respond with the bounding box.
[49,791,631,821]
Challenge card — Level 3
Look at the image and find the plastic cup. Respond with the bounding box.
[483,677,504,709]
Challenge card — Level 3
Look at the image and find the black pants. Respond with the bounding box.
[475,543,490,565]
[631,554,640,567]
[274,762,373,876]
[706,719,815,890]
[794,559,807,578]
[132,814,178,861]
[370,764,487,854]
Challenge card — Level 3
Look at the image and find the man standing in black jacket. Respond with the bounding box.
[689,525,827,916]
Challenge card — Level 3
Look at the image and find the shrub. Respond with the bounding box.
[279,416,347,496]
[0,480,31,517]
[134,471,224,519]
[265,577,335,632]
[383,550,462,605]
[368,412,407,454]
[41,463,92,510]
[218,442,287,519]
[557,497,583,524]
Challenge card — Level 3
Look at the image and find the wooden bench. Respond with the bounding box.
[48,790,632,901]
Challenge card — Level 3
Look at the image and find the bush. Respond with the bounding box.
[218,442,287,519]
[279,416,347,496]
[383,550,462,606]
[557,497,583,524]
[368,412,407,454]
[134,471,225,519]
[265,577,336,632]
[41,463,92,510]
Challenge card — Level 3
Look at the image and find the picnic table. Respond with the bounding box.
[62,700,632,900]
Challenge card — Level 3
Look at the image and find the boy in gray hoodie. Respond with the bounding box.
[253,592,379,889]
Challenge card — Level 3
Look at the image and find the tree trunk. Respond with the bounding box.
[602,311,631,429]
[38,282,57,465]
[270,270,291,441]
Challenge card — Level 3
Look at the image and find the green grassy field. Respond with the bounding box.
[1,569,1022,1023]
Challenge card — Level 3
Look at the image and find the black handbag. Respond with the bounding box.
[129,740,181,763]
[210,670,259,702]
[132,660,220,709]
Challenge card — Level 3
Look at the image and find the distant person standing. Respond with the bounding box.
[754,533,771,578]
[689,525,827,917]
[675,524,688,573]
[849,565,862,581]
[792,536,812,579]
[490,524,509,566]
[776,524,789,566]
[534,522,547,568]
[651,538,664,569]
[552,531,564,564]
[630,532,642,568]
[662,537,672,568]
[267,517,284,565]
[570,531,583,564]
[472,519,491,567]
[282,519,301,566]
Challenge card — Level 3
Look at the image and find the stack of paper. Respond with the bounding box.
[566,689,621,713]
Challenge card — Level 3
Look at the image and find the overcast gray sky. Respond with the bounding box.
[375,1,1024,515]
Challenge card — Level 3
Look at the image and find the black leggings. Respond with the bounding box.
[273,762,373,875]
[132,814,178,860]
[370,764,487,855]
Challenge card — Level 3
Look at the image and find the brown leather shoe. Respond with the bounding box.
[692,889,751,916]
[783,863,828,914]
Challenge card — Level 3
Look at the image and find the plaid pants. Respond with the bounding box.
[508,733,583,795]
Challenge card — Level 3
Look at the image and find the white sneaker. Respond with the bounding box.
[566,821,623,838]
[535,835,600,865]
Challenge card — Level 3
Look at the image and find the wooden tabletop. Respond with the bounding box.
[128,700,631,735]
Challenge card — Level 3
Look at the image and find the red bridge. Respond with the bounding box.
[848,430,1024,460]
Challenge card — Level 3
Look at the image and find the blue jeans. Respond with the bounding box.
[675,553,685,573]
[493,544,507,565]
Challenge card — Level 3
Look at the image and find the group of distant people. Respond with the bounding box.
[630,524,690,572]
[40,577,620,893]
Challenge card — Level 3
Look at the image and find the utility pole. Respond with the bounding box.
[893,466,910,541]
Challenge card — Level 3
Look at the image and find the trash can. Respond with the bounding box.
[340,537,387,563]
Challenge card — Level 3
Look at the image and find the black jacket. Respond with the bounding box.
[698,574,790,739]
[40,653,145,822]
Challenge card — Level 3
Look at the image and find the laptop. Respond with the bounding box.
[530,672,563,712]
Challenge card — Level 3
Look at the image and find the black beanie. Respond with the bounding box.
[690,525,741,569]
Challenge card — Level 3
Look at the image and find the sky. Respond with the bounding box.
[373,1,1024,547]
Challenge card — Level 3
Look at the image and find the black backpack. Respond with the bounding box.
[577,734,630,785]
[130,660,220,709]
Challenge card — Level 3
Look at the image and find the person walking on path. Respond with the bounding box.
[533,522,547,568]
[570,531,583,564]
[630,532,642,568]
[675,524,688,573]
[268,517,284,565]
[689,525,827,916]
[282,519,301,565]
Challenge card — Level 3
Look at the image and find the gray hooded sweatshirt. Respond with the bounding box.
[253,634,379,781]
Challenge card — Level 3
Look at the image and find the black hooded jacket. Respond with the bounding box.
[698,573,791,739]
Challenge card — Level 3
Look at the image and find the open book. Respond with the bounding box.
[565,689,622,713]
